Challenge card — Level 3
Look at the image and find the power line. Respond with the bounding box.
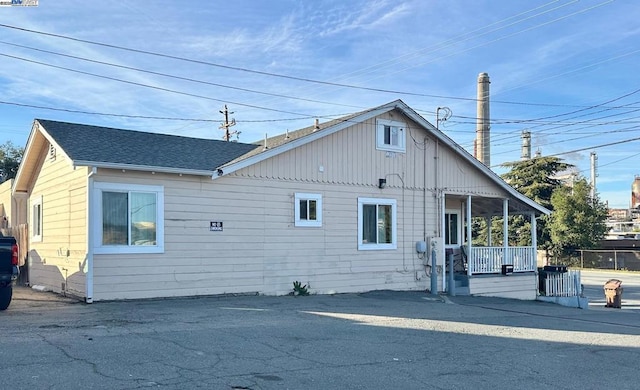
[0,52,326,118]
[0,100,347,123]
[0,40,364,110]
[0,23,478,102]
[363,0,614,90]
[535,136,640,160]
[0,22,626,110]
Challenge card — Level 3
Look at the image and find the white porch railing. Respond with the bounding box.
[544,270,582,297]
[468,246,536,274]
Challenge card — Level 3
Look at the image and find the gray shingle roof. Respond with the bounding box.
[37,119,260,173]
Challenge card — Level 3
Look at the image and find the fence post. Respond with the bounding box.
[614,250,618,270]
[580,250,583,269]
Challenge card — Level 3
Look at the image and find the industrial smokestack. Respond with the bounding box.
[632,175,640,209]
[521,130,531,160]
[475,72,491,166]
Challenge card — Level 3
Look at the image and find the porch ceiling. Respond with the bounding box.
[464,196,541,217]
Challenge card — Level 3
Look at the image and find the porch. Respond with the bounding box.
[441,192,546,300]
[467,246,537,274]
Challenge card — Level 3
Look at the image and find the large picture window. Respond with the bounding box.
[93,182,164,254]
[294,193,322,227]
[358,197,397,250]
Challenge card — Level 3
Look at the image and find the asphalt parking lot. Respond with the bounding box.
[2,280,639,390]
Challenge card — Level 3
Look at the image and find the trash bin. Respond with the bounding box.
[604,279,623,308]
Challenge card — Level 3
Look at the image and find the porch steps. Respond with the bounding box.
[451,274,470,296]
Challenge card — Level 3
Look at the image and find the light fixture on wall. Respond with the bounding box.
[378,178,387,189]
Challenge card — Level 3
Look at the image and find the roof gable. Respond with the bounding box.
[12,101,550,216]
[217,99,550,215]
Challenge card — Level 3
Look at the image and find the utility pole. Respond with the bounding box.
[219,105,238,141]
[590,151,597,201]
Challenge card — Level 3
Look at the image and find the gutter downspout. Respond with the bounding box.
[85,167,96,303]
[503,199,509,267]
[531,212,537,272]
[467,195,472,277]
[423,137,428,243]
[434,139,440,292]
[441,192,446,292]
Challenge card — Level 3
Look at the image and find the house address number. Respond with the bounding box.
[210,222,223,231]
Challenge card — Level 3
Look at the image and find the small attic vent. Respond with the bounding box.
[49,145,56,161]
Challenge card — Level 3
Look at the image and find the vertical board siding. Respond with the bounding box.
[28,146,88,298]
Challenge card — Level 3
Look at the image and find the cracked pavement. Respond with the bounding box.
[1,287,639,389]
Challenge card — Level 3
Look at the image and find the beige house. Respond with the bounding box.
[4,100,549,302]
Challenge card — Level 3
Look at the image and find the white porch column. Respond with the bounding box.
[503,198,509,265]
[441,193,446,292]
[485,216,492,246]
[531,212,537,267]
[467,195,472,276]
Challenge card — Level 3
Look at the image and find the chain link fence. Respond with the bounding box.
[570,249,640,271]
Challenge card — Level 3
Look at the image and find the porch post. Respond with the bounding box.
[503,198,509,265]
[467,195,472,276]
[485,216,492,247]
[441,193,446,292]
[531,212,537,269]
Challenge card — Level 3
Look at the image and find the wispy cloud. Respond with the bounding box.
[316,0,411,36]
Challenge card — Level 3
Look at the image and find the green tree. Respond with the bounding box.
[549,178,609,257]
[501,156,571,210]
[475,157,572,251]
[0,141,23,183]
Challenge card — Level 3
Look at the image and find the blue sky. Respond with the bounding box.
[1,0,639,208]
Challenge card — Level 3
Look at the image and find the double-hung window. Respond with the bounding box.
[358,197,397,250]
[376,119,406,153]
[93,182,164,254]
[294,193,322,227]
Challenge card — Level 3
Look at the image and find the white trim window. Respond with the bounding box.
[376,119,406,153]
[294,193,322,227]
[31,195,43,242]
[93,182,164,254]
[358,197,397,250]
[445,211,460,246]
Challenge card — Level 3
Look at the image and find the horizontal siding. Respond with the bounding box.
[28,150,87,298]
[469,273,537,300]
[91,166,436,300]
[0,179,12,226]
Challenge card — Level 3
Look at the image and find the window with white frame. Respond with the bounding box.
[358,197,397,250]
[445,212,460,246]
[294,193,322,227]
[376,119,406,153]
[93,182,164,254]
[31,196,43,242]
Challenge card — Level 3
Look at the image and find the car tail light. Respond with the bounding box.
[11,244,18,266]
